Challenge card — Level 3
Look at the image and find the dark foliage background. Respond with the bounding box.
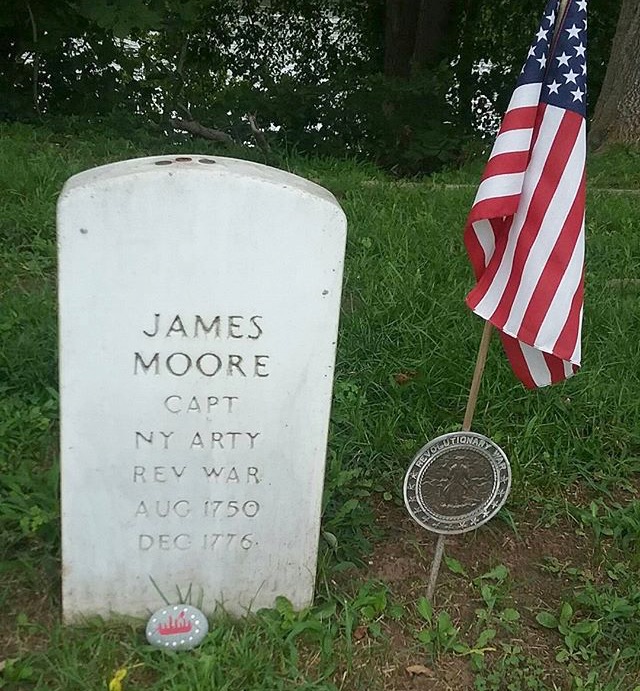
[0,0,621,173]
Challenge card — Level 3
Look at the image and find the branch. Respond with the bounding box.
[176,36,189,77]
[247,113,271,154]
[170,117,234,145]
[177,101,193,120]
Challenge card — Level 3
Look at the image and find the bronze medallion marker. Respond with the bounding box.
[404,432,511,535]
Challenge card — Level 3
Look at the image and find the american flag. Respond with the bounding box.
[464,0,587,388]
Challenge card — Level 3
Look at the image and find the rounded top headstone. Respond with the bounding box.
[58,155,342,211]
[58,153,347,620]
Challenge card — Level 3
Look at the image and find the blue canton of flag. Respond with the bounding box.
[520,0,587,116]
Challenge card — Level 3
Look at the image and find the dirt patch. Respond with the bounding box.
[367,500,597,592]
[0,566,59,660]
[356,499,602,690]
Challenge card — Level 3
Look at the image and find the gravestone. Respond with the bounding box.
[57,155,347,620]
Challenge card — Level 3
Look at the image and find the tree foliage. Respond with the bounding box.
[0,0,624,173]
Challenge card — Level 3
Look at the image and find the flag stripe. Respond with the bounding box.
[481,151,532,181]
[501,335,538,388]
[488,110,584,331]
[550,266,584,360]
[543,350,567,384]
[464,224,488,279]
[474,172,526,205]
[569,306,584,364]
[466,216,513,311]
[467,195,521,225]
[500,105,540,133]
[514,173,586,345]
[535,231,584,357]
[502,336,553,388]
[491,129,535,158]
[505,83,543,110]
[465,219,496,279]
[468,105,566,314]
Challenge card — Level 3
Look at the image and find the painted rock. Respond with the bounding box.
[146,604,209,651]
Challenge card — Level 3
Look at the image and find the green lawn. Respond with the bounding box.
[1,121,639,690]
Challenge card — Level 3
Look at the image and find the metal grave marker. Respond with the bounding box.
[404,432,511,535]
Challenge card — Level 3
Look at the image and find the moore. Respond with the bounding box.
[134,351,270,378]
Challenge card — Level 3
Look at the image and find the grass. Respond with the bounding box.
[1,120,640,690]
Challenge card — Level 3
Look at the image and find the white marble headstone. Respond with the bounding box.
[57,155,346,620]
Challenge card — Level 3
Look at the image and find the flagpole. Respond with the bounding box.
[554,0,571,42]
[462,320,493,432]
[427,0,575,602]
[426,534,447,600]
[557,0,571,25]
[426,319,493,601]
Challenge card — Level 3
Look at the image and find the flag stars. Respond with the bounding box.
[517,3,587,101]
[536,27,549,42]
[571,87,585,102]
[566,24,582,40]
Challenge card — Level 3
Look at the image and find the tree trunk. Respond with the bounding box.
[411,0,456,70]
[589,0,640,149]
[384,0,457,78]
[384,0,420,77]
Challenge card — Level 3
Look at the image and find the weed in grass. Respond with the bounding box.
[319,451,376,569]
[0,657,36,688]
[465,564,521,676]
[444,554,469,577]
[257,596,338,668]
[571,499,640,556]
[350,580,404,640]
[472,565,519,631]
[534,557,640,686]
[473,644,549,691]
[414,591,498,673]
[574,579,640,664]
[0,446,59,553]
[536,602,600,663]
[415,597,466,658]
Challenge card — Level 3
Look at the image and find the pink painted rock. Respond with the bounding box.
[146,605,208,651]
